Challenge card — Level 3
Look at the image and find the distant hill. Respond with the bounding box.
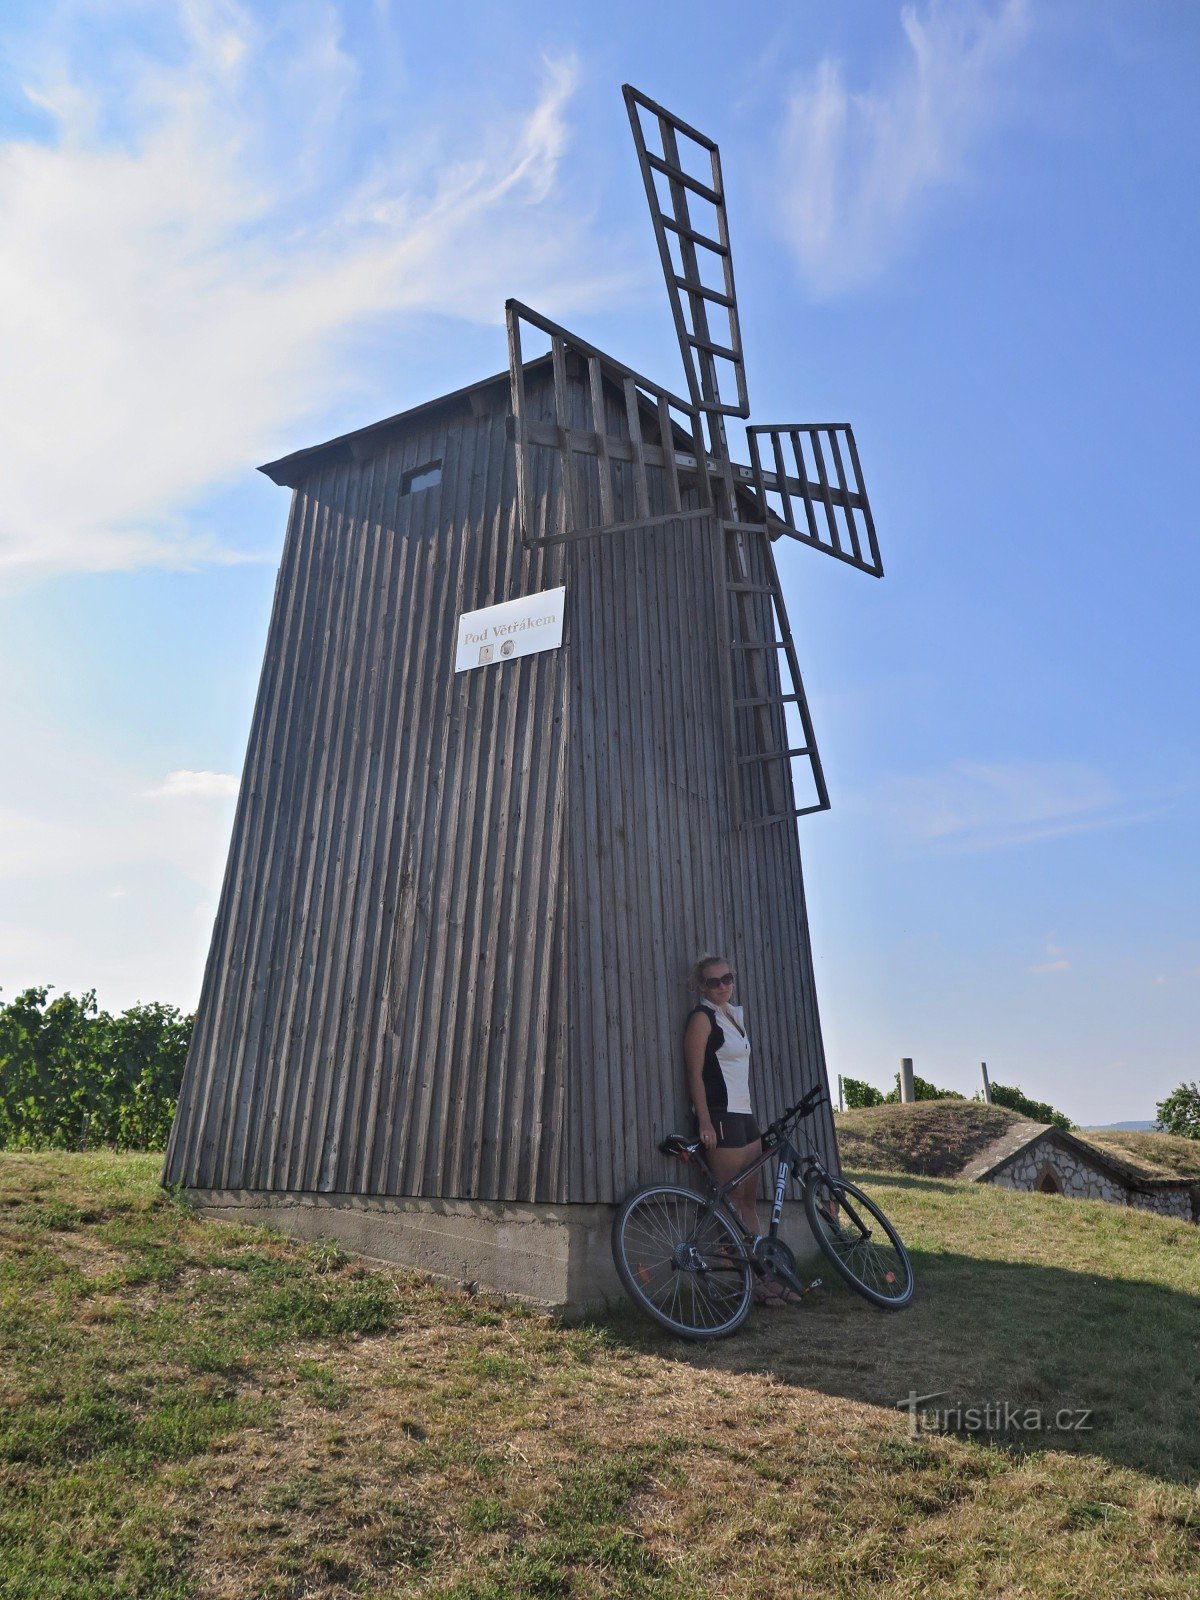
[1085,1121,1156,1133]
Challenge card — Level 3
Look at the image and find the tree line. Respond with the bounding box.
[0,988,192,1152]
[4,983,1197,1153]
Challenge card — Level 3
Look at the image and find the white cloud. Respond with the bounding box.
[1030,937,1069,974]
[141,769,239,801]
[0,735,238,1009]
[861,757,1147,853]
[0,771,235,890]
[0,5,621,585]
[776,0,1032,294]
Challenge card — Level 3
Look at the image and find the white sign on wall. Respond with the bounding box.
[454,586,566,674]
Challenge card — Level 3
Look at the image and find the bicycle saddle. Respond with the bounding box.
[658,1134,699,1162]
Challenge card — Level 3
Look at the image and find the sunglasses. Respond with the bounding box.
[701,972,735,988]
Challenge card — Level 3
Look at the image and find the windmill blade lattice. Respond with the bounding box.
[748,424,883,578]
[505,298,713,546]
[623,84,750,421]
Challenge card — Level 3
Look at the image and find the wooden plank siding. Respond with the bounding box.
[163,366,839,1204]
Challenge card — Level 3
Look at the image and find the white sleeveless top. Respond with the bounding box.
[700,999,752,1114]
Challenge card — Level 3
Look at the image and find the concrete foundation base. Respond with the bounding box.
[185,1187,822,1313]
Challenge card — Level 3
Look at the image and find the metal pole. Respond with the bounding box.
[980,1062,992,1104]
[837,1074,844,1112]
[900,1058,915,1104]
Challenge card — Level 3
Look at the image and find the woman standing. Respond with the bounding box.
[683,954,799,1307]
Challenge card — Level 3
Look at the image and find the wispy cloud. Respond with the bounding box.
[776,0,1032,294]
[1030,938,1069,974]
[861,757,1152,854]
[141,770,239,801]
[1,4,619,585]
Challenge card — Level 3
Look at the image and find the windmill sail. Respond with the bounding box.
[505,299,713,545]
[623,84,749,420]
[720,526,830,822]
[748,424,883,578]
[624,85,840,823]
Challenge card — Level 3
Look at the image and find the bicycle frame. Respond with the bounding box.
[693,1131,826,1252]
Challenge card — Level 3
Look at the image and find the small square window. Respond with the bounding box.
[402,460,442,495]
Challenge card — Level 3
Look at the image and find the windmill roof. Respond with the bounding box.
[258,346,713,492]
[258,362,519,488]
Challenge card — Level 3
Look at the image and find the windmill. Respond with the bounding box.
[163,84,884,1309]
[506,83,881,828]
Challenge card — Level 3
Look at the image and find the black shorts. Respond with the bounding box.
[697,1111,762,1149]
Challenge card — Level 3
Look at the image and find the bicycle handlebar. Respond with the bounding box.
[657,1085,828,1163]
[762,1085,828,1143]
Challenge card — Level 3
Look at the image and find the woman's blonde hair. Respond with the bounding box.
[689,953,728,990]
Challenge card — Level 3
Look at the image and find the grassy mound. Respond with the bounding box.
[834,1098,1033,1176]
[1082,1128,1200,1181]
[833,1101,1200,1186]
[2,1150,1199,1598]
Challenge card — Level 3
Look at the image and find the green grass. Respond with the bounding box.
[1,1150,1198,1598]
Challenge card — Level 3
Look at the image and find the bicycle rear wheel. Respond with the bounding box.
[804,1172,914,1310]
[611,1184,753,1339]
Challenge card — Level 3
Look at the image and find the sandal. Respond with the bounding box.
[752,1280,790,1305]
[754,1282,805,1307]
[753,1282,785,1305]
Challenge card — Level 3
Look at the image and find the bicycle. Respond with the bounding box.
[611,1085,914,1339]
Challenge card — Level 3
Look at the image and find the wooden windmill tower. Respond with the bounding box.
[163,86,883,1307]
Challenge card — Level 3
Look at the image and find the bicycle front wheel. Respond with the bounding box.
[804,1173,914,1310]
[611,1184,753,1340]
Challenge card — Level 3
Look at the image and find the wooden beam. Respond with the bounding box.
[657,395,682,513]
[587,355,615,528]
[506,306,531,543]
[524,507,713,549]
[551,337,578,537]
[503,417,864,509]
[623,378,650,522]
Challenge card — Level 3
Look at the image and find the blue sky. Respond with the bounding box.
[1,1,1196,1123]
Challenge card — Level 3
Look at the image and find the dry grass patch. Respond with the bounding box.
[834,1100,1029,1176]
[1082,1128,1200,1180]
[1,1151,1199,1598]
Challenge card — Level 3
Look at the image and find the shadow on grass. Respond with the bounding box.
[833,1172,967,1193]
[596,1191,1200,1490]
